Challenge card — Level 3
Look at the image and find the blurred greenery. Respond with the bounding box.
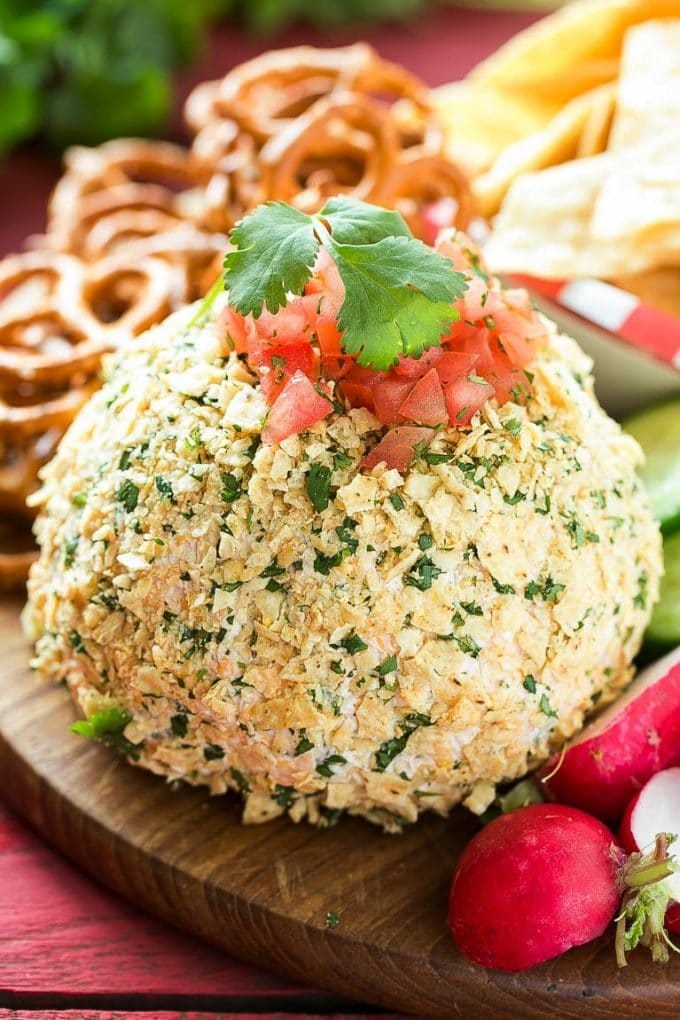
[0,0,446,157]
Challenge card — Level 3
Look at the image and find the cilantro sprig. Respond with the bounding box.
[224,197,467,372]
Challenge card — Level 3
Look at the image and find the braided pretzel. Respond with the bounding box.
[259,95,399,210]
[48,140,204,255]
[377,152,474,234]
[0,251,184,384]
[185,45,377,140]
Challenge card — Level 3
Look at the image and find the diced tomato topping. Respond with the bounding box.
[398,369,447,426]
[496,330,533,369]
[455,275,494,322]
[435,350,479,386]
[230,235,543,448]
[315,315,344,359]
[435,229,491,278]
[261,370,333,444]
[394,347,443,380]
[220,305,252,354]
[341,382,377,412]
[364,426,435,472]
[255,341,317,402]
[420,197,460,247]
[372,376,414,425]
[444,375,495,427]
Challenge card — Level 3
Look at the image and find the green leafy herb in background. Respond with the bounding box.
[0,0,432,157]
[0,0,208,154]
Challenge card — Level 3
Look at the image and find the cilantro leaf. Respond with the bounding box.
[326,235,465,370]
[224,202,319,316]
[223,198,468,371]
[320,196,411,244]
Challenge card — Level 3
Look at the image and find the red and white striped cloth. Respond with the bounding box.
[512,275,680,371]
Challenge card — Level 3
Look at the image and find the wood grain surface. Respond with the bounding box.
[2,596,679,1020]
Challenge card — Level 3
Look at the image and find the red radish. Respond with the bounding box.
[538,648,680,823]
[261,371,332,444]
[619,768,680,938]
[363,426,434,472]
[449,804,624,971]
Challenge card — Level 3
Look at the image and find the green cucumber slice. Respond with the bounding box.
[623,397,680,535]
[647,530,680,648]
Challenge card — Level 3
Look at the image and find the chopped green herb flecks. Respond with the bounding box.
[326,910,341,929]
[307,463,332,512]
[116,478,139,513]
[71,706,141,759]
[404,554,442,591]
[524,576,566,603]
[220,472,242,503]
[338,631,368,655]
[377,655,398,676]
[170,713,189,737]
[374,712,433,772]
[155,476,176,503]
[633,570,649,609]
[389,492,405,511]
[523,675,537,694]
[294,729,314,756]
[203,743,225,761]
[540,694,558,718]
[316,754,347,777]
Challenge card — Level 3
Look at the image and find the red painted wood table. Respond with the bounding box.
[0,8,539,1018]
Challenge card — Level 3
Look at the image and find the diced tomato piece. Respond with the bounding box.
[435,229,490,278]
[373,375,414,425]
[261,370,333,444]
[460,329,497,376]
[252,300,310,343]
[489,363,531,405]
[442,316,479,345]
[364,426,435,472]
[444,375,494,427]
[394,347,443,380]
[315,316,344,359]
[220,305,252,354]
[398,369,447,426]
[340,364,390,413]
[420,197,459,246]
[457,275,503,323]
[321,357,352,381]
[305,248,345,319]
[496,330,533,369]
[341,382,377,412]
[255,341,316,402]
[436,351,479,386]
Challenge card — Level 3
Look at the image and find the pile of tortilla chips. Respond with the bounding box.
[435,0,680,314]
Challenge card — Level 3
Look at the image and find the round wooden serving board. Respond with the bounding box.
[1,597,679,1019]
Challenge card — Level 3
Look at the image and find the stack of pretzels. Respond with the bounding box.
[0,43,473,585]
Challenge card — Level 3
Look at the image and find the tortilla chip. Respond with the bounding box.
[608,18,680,149]
[473,83,616,217]
[434,0,680,173]
[484,135,680,279]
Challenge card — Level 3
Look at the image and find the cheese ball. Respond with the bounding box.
[25,299,662,830]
